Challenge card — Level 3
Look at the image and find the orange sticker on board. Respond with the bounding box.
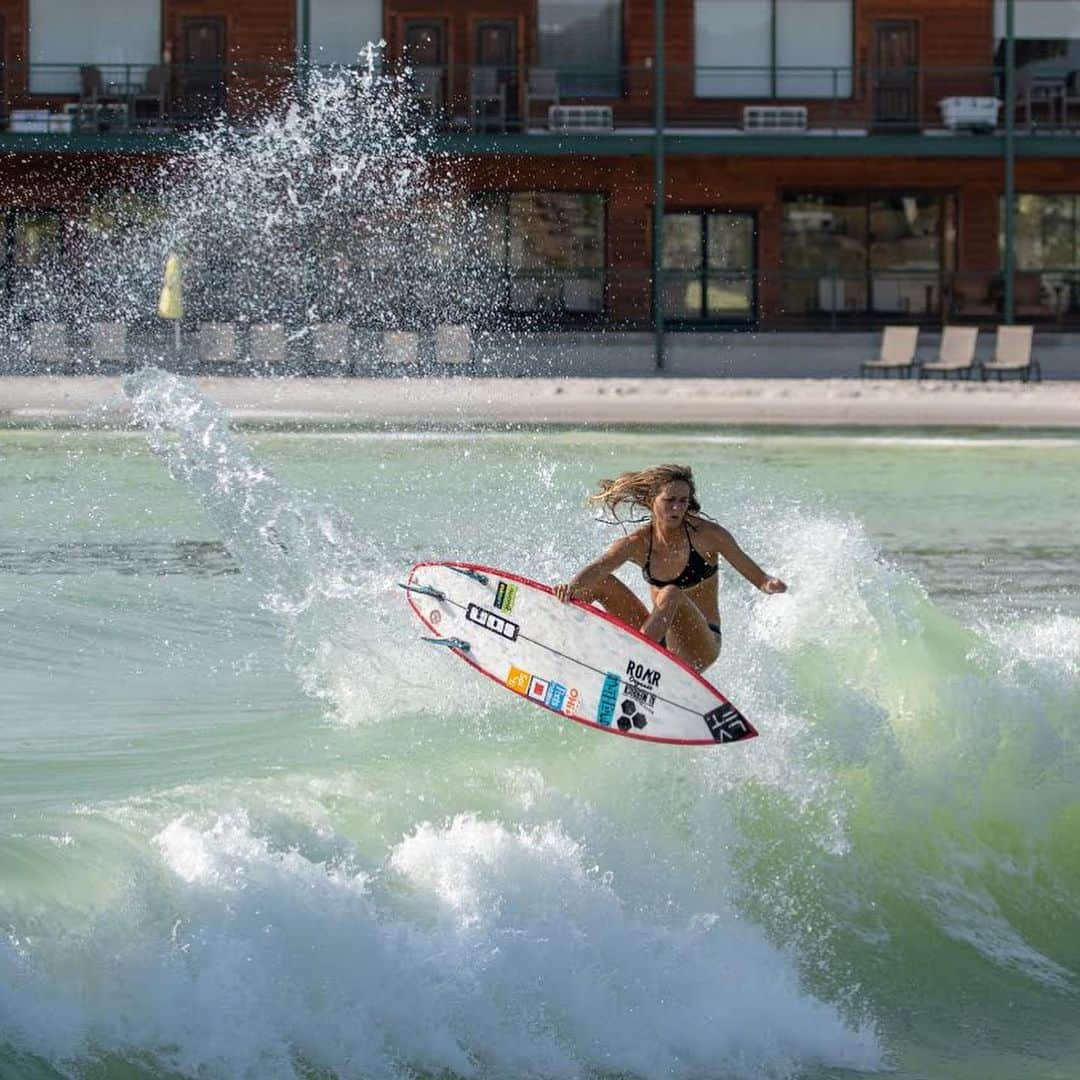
[506,666,531,694]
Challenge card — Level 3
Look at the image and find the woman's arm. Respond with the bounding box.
[554,533,642,602]
[710,524,787,594]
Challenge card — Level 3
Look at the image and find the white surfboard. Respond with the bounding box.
[403,561,756,746]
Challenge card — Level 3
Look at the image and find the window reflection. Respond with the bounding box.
[695,0,853,98]
[1005,193,1080,317]
[781,191,954,318]
[473,191,606,317]
[538,0,622,97]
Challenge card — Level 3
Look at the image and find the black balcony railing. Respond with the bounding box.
[2,61,1080,138]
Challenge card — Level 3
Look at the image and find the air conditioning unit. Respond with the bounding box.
[548,105,614,132]
[742,105,808,132]
[939,97,1001,132]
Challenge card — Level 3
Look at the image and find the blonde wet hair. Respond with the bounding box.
[588,464,701,522]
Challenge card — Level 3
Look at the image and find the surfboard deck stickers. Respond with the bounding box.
[403,561,757,746]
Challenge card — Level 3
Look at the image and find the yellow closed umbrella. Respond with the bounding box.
[157,252,183,357]
[158,252,184,320]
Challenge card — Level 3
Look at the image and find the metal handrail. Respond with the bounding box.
[1,61,1070,137]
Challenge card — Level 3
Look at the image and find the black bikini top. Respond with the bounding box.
[641,521,719,590]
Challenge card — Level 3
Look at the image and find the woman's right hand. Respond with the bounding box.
[553,583,576,604]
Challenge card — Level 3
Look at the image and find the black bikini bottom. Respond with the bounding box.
[661,623,722,650]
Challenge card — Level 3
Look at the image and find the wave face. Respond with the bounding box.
[1,384,1078,1079]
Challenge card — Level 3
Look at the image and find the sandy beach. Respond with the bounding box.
[1,375,1079,428]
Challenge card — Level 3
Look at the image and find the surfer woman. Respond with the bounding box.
[554,464,786,672]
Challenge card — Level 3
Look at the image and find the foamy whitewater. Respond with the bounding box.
[2,62,1079,1080]
[2,374,1078,1079]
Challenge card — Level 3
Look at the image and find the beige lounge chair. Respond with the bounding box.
[860,325,919,378]
[31,322,71,372]
[89,321,127,371]
[981,325,1039,382]
[249,323,287,369]
[381,329,419,366]
[919,326,979,380]
[199,322,238,369]
[434,323,472,365]
[312,322,350,372]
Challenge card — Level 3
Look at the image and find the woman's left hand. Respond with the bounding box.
[761,576,787,594]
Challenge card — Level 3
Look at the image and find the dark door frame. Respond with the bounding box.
[872,19,920,131]
[178,15,227,121]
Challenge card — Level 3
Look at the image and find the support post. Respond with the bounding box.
[1003,0,1016,324]
[652,0,666,370]
[299,0,312,75]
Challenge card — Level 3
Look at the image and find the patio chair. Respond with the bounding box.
[199,322,238,370]
[89,321,127,370]
[981,325,1039,382]
[79,65,104,105]
[524,68,559,129]
[918,326,979,380]
[382,329,419,366]
[1013,272,1053,319]
[248,322,287,369]
[31,322,71,372]
[133,65,168,127]
[409,67,444,116]
[860,325,919,378]
[312,322,350,373]
[434,323,471,365]
[948,272,998,319]
[471,67,506,132]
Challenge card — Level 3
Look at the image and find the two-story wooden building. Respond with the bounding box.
[1,0,1080,336]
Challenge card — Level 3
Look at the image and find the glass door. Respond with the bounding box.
[179,17,226,122]
[662,211,756,325]
[473,19,518,130]
[403,20,447,113]
[873,20,919,130]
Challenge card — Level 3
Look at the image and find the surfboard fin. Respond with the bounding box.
[398,582,447,601]
[448,566,489,586]
[421,636,471,653]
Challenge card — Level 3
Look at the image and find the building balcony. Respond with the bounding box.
[4,61,1080,156]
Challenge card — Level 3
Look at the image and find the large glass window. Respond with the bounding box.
[1004,193,1080,316]
[538,0,622,97]
[305,0,383,67]
[695,0,852,98]
[474,192,606,317]
[29,0,160,94]
[1013,193,1079,268]
[662,211,756,322]
[781,192,954,318]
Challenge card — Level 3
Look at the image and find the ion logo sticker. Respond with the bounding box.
[466,603,519,641]
[545,682,567,710]
[597,673,620,726]
[494,581,517,613]
[506,666,531,694]
[703,703,751,743]
[564,687,581,716]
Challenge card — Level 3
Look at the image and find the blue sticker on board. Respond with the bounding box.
[545,682,567,711]
[596,673,620,726]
